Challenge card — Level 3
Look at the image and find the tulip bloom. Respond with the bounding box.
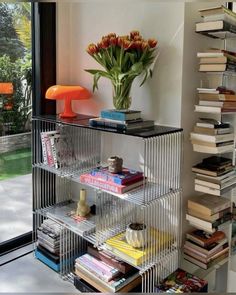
[130,30,140,39]
[87,43,98,55]
[148,39,158,48]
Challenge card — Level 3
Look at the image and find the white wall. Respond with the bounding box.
[57,1,185,127]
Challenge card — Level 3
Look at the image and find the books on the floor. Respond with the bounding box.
[74,275,99,293]
[79,172,144,194]
[90,166,143,185]
[186,229,226,248]
[188,194,231,216]
[100,109,141,121]
[155,268,208,293]
[104,229,172,266]
[74,262,141,293]
[87,246,133,274]
[89,117,154,131]
[35,249,60,272]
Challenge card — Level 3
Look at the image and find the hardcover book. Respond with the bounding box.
[105,229,172,266]
[100,109,141,121]
[90,166,143,185]
[87,246,133,274]
[188,194,231,215]
[79,173,144,194]
[186,229,226,248]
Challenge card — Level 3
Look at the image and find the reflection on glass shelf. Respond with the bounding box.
[37,200,96,238]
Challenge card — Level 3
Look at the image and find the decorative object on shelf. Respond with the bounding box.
[76,189,91,217]
[85,31,158,110]
[125,223,148,248]
[107,156,123,173]
[45,85,91,118]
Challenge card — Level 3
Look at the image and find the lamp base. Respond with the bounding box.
[59,111,77,118]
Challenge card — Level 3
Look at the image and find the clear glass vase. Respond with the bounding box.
[112,81,133,110]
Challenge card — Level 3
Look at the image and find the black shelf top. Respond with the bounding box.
[33,114,183,138]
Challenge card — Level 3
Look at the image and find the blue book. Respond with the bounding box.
[101,109,141,121]
[35,249,60,272]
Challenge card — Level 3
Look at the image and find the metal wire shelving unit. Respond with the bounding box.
[32,114,183,292]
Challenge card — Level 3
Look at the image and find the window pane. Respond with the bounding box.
[0,2,32,243]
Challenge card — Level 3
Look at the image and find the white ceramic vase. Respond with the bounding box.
[125,223,148,248]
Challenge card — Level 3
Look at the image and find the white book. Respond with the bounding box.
[197,52,225,58]
[190,132,234,143]
[186,214,213,230]
[195,105,236,114]
[196,171,235,183]
[195,184,220,196]
[195,178,220,189]
[40,132,48,165]
[192,143,234,154]
[199,100,224,107]
[197,88,219,94]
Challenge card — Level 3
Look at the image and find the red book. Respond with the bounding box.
[79,173,144,194]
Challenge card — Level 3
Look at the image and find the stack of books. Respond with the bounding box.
[196,5,236,38]
[79,166,144,194]
[74,246,141,292]
[196,87,236,113]
[35,219,61,272]
[184,229,229,269]
[190,132,234,154]
[89,109,154,131]
[192,156,236,195]
[186,194,231,233]
[155,268,208,292]
[197,49,236,73]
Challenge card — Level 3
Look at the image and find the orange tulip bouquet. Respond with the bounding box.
[86,31,158,110]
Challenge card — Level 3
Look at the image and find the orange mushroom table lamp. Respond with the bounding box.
[45,85,91,118]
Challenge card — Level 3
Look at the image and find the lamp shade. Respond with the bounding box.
[45,85,91,118]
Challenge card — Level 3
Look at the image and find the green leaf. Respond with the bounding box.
[140,69,148,87]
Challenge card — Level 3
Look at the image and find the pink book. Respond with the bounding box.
[79,173,144,194]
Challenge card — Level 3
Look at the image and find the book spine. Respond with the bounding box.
[49,135,59,169]
[80,174,124,194]
[78,257,112,282]
[87,247,130,274]
[101,111,126,121]
[44,133,55,167]
[90,119,126,130]
[40,132,48,165]
[81,254,118,275]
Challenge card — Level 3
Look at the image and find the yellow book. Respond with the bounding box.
[105,229,173,266]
